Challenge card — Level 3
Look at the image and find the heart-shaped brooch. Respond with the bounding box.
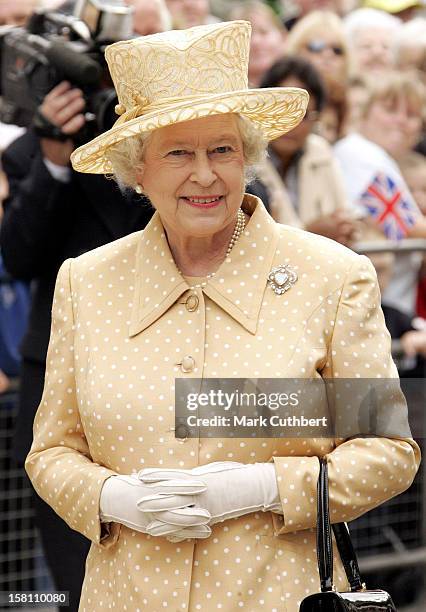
[267,264,298,295]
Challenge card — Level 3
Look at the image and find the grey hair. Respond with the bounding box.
[344,8,401,45]
[105,114,267,192]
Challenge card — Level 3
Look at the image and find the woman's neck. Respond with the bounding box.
[164,218,238,277]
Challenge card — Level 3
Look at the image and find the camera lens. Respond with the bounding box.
[89,88,118,133]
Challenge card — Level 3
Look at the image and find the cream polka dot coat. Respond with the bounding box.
[26,196,420,612]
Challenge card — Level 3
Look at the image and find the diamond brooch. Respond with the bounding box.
[267,264,298,295]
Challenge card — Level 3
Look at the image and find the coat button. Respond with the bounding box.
[175,424,189,439]
[180,355,195,373]
[185,293,199,312]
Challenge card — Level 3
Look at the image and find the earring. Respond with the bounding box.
[135,183,143,194]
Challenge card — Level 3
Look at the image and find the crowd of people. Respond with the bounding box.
[0,0,425,610]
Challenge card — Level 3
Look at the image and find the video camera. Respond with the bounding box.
[0,0,134,143]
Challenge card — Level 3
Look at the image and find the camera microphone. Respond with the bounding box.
[46,42,103,87]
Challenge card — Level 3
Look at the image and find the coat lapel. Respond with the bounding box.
[128,195,280,337]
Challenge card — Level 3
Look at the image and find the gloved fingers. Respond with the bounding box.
[138,475,207,495]
[147,506,211,528]
[137,491,203,512]
[145,520,190,537]
[190,461,244,475]
[138,468,195,482]
[166,525,212,542]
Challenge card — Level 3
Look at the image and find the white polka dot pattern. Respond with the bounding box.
[25,196,420,611]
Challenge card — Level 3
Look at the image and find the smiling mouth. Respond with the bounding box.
[181,196,224,208]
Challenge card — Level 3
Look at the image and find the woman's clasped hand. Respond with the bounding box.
[99,472,211,540]
[137,461,283,542]
[101,461,283,543]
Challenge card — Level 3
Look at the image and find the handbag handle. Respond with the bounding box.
[317,458,365,593]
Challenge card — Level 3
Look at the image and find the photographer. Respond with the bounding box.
[0,79,153,610]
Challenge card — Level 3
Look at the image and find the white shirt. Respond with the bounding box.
[334,132,422,318]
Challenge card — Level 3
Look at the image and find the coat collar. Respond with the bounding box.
[128,195,280,337]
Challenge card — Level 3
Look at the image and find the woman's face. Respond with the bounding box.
[137,114,245,241]
[299,31,346,83]
[248,11,286,86]
[360,95,423,159]
[269,77,318,161]
[353,27,395,73]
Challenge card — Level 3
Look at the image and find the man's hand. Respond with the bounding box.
[39,81,86,166]
[305,210,359,246]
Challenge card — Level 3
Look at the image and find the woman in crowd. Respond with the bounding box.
[285,10,351,104]
[229,0,287,87]
[335,72,426,344]
[344,7,400,75]
[25,21,420,611]
[251,55,357,246]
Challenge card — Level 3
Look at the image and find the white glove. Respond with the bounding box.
[99,474,211,539]
[138,462,283,542]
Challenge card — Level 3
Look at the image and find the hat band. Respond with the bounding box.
[113,92,220,127]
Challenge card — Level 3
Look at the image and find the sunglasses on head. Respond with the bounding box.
[306,40,344,56]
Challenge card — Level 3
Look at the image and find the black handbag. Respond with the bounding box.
[299,458,397,612]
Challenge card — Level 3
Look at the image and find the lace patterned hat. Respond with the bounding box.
[71,20,309,174]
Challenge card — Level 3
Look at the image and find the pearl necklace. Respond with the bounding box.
[177,208,246,289]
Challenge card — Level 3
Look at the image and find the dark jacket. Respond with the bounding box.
[1,129,153,362]
[0,129,153,461]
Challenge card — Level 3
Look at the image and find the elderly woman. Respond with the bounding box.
[344,7,401,76]
[25,21,420,612]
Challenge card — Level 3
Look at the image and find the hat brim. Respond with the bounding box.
[70,87,309,174]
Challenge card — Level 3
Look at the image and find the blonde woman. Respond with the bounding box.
[286,10,351,102]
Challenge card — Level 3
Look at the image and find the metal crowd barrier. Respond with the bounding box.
[0,385,54,607]
[350,238,426,607]
[353,238,426,255]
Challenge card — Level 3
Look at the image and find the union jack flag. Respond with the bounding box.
[359,172,418,241]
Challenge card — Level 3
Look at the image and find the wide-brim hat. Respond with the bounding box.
[70,20,309,174]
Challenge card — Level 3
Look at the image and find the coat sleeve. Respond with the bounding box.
[0,133,73,280]
[271,255,421,534]
[25,258,121,548]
